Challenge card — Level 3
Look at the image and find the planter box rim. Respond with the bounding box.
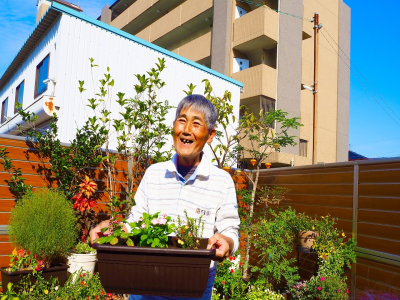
[93,243,216,257]
[0,265,68,276]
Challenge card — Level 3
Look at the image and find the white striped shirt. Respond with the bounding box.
[125,153,240,254]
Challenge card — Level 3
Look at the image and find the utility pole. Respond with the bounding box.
[312,12,322,165]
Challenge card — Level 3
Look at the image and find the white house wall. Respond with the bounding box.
[0,12,241,164]
[0,18,62,133]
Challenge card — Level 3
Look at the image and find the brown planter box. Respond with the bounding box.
[93,239,216,298]
[0,265,69,292]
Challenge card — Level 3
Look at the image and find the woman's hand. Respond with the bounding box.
[207,234,234,258]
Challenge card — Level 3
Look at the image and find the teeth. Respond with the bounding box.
[181,139,192,144]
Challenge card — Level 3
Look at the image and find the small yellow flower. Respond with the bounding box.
[340,243,344,245]
[44,290,49,295]
[312,226,315,230]
[342,232,346,237]
[30,288,33,292]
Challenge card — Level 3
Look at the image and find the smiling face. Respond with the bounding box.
[173,107,215,167]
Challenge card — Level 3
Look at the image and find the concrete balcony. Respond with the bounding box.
[231,64,277,100]
[135,0,213,49]
[111,0,185,35]
[171,32,212,63]
[233,6,278,54]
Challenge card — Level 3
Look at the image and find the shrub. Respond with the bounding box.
[8,189,77,266]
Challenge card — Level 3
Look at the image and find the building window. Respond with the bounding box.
[15,80,24,113]
[235,6,248,19]
[299,139,308,157]
[35,54,50,97]
[1,98,8,124]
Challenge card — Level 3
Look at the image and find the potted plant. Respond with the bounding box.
[294,213,319,249]
[1,189,77,291]
[67,176,98,276]
[93,204,215,297]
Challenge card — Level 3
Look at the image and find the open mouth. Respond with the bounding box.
[180,138,194,145]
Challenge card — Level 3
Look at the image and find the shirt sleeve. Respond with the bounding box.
[124,170,149,232]
[214,176,240,255]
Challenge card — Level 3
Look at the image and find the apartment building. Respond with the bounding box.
[99,0,351,167]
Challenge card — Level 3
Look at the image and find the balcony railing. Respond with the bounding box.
[172,32,212,63]
[233,6,278,54]
[231,64,277,100]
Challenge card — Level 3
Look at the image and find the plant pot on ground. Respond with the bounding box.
[298,230,319,249]
[67,241,97,277]
[3,189,77,291]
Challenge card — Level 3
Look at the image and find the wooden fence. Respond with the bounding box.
[256,159,400,296]
[1,134,399,297]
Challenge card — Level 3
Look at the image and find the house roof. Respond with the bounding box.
[52,0,82,12]
[0,2,243,92]
[349,150,368,161]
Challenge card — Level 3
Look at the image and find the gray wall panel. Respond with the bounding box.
[337,1,351,162]
[276,0,303,155]
[211,0,233,75]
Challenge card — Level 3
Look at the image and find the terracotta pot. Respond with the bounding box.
[0,265,68,292]
[93,238,215,297]
[298,231,319,249]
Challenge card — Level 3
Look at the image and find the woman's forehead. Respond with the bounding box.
[178,107,206,120]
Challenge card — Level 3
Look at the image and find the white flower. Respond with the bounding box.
[54,286,59,291]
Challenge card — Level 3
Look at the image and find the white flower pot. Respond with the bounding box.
[67,252,97,276]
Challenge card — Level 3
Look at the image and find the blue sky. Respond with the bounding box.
[0,0,399,159]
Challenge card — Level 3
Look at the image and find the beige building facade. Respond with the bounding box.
[100,0,351,167]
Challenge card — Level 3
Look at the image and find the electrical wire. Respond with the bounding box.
[236,0,313,21]
[319,29,400,128]
[321,27,400,123]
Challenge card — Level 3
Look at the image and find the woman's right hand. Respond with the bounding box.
[89,220,111,244]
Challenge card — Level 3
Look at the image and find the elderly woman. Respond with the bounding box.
[90,94,240,300]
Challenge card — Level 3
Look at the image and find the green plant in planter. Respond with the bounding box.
[173,210,204,249]
[129,212,175,248]
[8,189,77,267]
[73,241,96,255]
[14,270,108,299]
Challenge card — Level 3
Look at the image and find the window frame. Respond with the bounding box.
[299,139,308,157]
[34,53,50,98]
[1,98,9,124]
[14,80,25,114]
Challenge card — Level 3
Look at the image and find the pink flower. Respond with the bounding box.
[161,213,168,218]
[158,218,167,225]
[346,290,349,294]
[317,287,322,291]
[320,277,325,281]
[151,219,159,225]
[141,223,146,229]
[337,290,340,292]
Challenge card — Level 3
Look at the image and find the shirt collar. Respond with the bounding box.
[166,153,210,179]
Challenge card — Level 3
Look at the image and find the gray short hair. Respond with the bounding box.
[175,94,217,131]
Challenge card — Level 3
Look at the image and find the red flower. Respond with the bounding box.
[239,262,243,266]
[14,257,18,261]
[101,291,104,296]
[27,251,30,255]
[72,193,97,212]
[87,297,89,300]
[81,281,85,286]
[233,256,236,260]
[230,269,234,273]
[222,280,225,285]
[108,293,112,297]
[229,257,233,261]
[96,296,99,300]
[17,250,25,257]
[80,176,97,198]
[83,273,86,276]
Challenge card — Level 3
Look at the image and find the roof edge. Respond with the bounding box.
[50,2,244,88]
